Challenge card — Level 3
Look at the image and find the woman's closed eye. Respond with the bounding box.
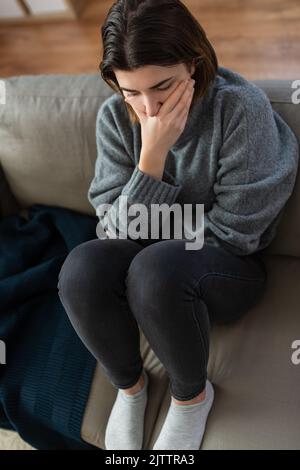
[125,84,172,98]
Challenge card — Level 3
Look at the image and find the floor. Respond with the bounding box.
[0,0,299,79]
[0,429,35,451]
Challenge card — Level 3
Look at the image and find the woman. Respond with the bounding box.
[57,0,299,450]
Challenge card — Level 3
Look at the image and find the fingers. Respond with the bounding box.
[181,81,195,106]
[175,85,195,126]
[159,79,190,116]
[171,79,195,116]
[171,81,194,121]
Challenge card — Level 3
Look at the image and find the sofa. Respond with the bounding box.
[0,71,299,450]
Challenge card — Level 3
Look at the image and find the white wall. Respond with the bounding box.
[25,0,69,14]
[0,0,25,18]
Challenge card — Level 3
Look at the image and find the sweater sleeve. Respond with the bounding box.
[87,100,182,240]
[204,88,299,256]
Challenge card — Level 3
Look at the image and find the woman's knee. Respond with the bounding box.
[57,238,122,300]
[57,238,143,298]
[57,240,101,295]
[126,241,187,313]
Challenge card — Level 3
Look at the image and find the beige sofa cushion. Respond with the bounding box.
[0,74,299,256]
[0,74,113,216]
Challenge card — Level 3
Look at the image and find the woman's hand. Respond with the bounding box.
[125,78,195,155]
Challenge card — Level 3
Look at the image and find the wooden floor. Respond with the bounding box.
[0,0,299,80]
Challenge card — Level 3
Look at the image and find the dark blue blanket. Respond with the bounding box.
[0,204,100,450]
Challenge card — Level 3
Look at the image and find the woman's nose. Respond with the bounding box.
[142,98,161,117]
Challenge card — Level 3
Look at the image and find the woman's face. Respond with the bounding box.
[114,63,196,117]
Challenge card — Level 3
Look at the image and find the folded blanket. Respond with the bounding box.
[0,204,100,450]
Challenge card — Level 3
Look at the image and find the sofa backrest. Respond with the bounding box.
[0,73,299,257]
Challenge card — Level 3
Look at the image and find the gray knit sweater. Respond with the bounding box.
[87,66,299,256]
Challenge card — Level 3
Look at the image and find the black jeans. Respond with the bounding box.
[57,238,267,401]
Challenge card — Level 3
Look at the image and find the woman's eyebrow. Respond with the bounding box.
[120,76,174,92]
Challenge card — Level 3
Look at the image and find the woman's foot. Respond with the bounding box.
[152,379,214,450]
[105,369,149,450]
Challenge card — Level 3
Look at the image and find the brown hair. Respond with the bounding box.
[99,0,218,125]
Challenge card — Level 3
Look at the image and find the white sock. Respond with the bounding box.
[104,369,149,450]
[152,379,214,450]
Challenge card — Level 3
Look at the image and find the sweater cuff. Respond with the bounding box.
[123,164,182,206]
